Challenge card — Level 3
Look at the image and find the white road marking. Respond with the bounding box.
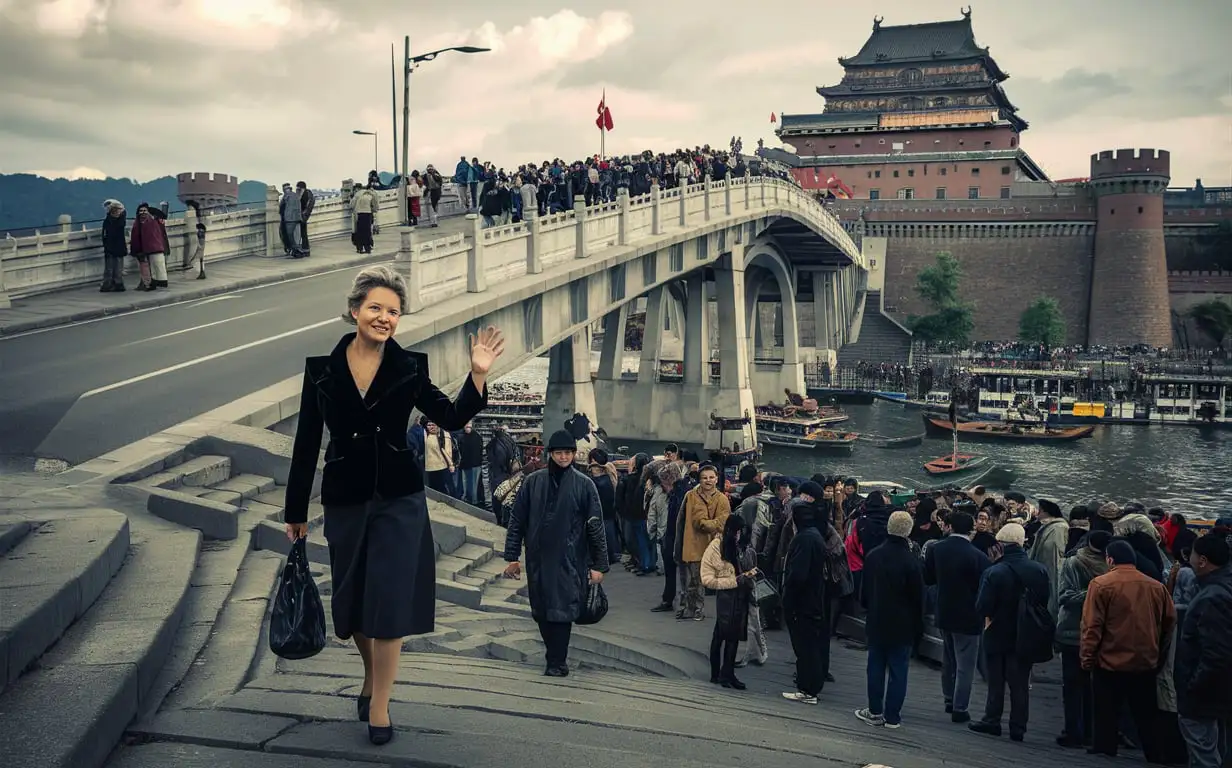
[121,309,270,347]
[190,295,239,307]
[81,317,340,398]
[0,260,391,342]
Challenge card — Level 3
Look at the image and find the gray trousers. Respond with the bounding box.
[102,254,125,286]
[281,220,302,254]
[942,630,980,714]
[1178,716,1230,768]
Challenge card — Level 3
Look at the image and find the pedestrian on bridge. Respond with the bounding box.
[282,265,504,747]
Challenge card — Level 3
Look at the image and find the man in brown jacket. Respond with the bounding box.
[1080,539,1176,760]
[680,464,730,621]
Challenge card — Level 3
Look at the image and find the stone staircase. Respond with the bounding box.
[837,289,914,367]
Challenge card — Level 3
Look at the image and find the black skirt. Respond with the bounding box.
[323,492,435,640]
[353,212,374,248]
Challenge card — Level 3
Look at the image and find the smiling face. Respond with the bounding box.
[351,286,401,344]
[698,467,718,492]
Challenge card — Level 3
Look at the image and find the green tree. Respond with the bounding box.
[907,252,974,345]
[1018,296,1067,348]
[1187,299,1232,349]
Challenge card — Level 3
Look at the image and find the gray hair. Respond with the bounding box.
[342,265,409,324]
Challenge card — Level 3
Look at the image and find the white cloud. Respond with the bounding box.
[29,166,109,180]
[34,0,107,37]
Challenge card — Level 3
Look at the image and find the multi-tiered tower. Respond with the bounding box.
[1087,149,1172,347]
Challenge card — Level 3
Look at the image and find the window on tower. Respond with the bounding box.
[899,68,924,86]
[869,189,881,200]
[897,188,915,200]
[932,97,948,108]
[968,187,980,199]
[936,188,947,200]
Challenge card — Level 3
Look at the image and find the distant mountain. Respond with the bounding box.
[0,174,271,237]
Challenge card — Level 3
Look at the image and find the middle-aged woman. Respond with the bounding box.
[283,265,503,746]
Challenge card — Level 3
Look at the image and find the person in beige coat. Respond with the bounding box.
[351,182,380,254]
[680,464,730,621]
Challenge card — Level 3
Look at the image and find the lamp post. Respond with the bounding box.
[398,39,491,225]
[352,130,378,177]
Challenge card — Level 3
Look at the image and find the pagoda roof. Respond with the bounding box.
[777,107,1026,135]
[772,147,1051,182]
[838,14,1007,80]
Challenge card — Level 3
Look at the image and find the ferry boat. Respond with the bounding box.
[1138,372,1232,426]
[754,411,859,452]
[963,366,1148,425]
[755,403,849,426]
[902,389,955,416]
[471,383,546,439]
[703,412,760,471]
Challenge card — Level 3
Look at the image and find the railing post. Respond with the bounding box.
[397,226,423,313]
[467,213,486,292]
[679,182,688,227]
[745,176,751,210]
[774,181,780,205]
[617,187,631,245]
[0,237,12,309]
[264,185,280,257]
[760,179,767,207]
[181,206,197,268]
[526,214,542,274]
[651,183,663,235]
[703,176,712,222]
[57,214,72,234]
[723,171,732,216]
[573,196,588,259]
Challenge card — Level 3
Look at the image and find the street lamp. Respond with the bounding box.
[399,39,491,225]
[352,130,378,178]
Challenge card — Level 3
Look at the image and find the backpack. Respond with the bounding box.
[1008,564,1055,664]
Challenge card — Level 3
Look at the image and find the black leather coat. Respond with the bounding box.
[284,333,488,523]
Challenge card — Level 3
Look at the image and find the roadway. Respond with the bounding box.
[0,220,476,466]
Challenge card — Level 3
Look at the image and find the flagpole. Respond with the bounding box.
[600,125,606,161]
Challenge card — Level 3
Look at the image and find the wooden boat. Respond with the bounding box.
[923,453,990,476]
[755,403,849,426]
[922,415,1095,443]
[858,432,925,449]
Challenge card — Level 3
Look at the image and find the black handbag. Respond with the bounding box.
[269,538,327,660]
[576,580,609,625]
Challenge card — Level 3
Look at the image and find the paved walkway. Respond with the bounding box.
[106,542,1131,768]
[0,216,471,336]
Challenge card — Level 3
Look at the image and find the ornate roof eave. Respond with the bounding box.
[817,80,1010,99]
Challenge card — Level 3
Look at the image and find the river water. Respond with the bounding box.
[495,355,1232,519]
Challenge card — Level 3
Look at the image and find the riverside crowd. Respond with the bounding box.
[486,431,1231,767]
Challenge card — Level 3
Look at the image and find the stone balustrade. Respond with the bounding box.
[391,175,860,320]
[0,185,465,300]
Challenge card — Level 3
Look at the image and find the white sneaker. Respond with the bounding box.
[855,708,886,727]
[782,691,818,705]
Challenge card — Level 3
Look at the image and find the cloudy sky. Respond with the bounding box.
[1,0,1228,187]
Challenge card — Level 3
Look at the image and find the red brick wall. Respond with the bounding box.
[879,234,1094,343]
[795,159,1019,200]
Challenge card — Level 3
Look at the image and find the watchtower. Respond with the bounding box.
[1086,149,1171,347]
[176,172,240,209]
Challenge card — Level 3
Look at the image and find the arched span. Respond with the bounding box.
[741,243,800,367]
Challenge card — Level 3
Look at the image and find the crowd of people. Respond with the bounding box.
[491,428,1230,767]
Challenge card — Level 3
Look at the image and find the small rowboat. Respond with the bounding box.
[859,432,925,449]
[923,453,991,476]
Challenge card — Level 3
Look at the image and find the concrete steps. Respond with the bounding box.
[0,514,201,768]
[837,289,913,367]
[0,511,130,695]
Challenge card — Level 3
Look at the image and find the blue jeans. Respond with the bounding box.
[866,643,912,725]
[623,519,651,569]
[459,467,481,504]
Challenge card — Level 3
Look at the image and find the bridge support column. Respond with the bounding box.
[596,305,629,381]
[682,271,708,386]
[637,286,666,383]
[543,330,597,441]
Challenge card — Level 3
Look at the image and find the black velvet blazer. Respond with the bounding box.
[283,333,488,523]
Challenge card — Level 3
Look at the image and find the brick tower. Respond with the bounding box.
[1086,149,1171,347]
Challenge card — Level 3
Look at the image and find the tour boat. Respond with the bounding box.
[754,403,849,426]
[703,411,760,469]
[901,390,960,417]
[922,415,1095,442]
[754,411,859,452]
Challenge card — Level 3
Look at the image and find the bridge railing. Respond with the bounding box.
[391,174,860,316]
[0,174,857,305]
[0,185,466,301]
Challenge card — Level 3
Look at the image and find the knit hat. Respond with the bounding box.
[916,496,938,522]
[996,522,1026,546]
[102,198,123,212]
[798,480,824,501]
[547,430,576,451]
[887,510,913,538]
[1098,502,1123,520]
[1086,530,1112,553]
[587,448,608,466]
[1038,499,1062,519]
[1004,491,1027,504]
[740,481,763,500]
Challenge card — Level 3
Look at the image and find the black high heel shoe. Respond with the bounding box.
[357,695,371,722]
[368,718,394,746]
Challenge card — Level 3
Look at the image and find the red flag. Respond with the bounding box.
[596,90,614,131]
[770,112,777,123]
